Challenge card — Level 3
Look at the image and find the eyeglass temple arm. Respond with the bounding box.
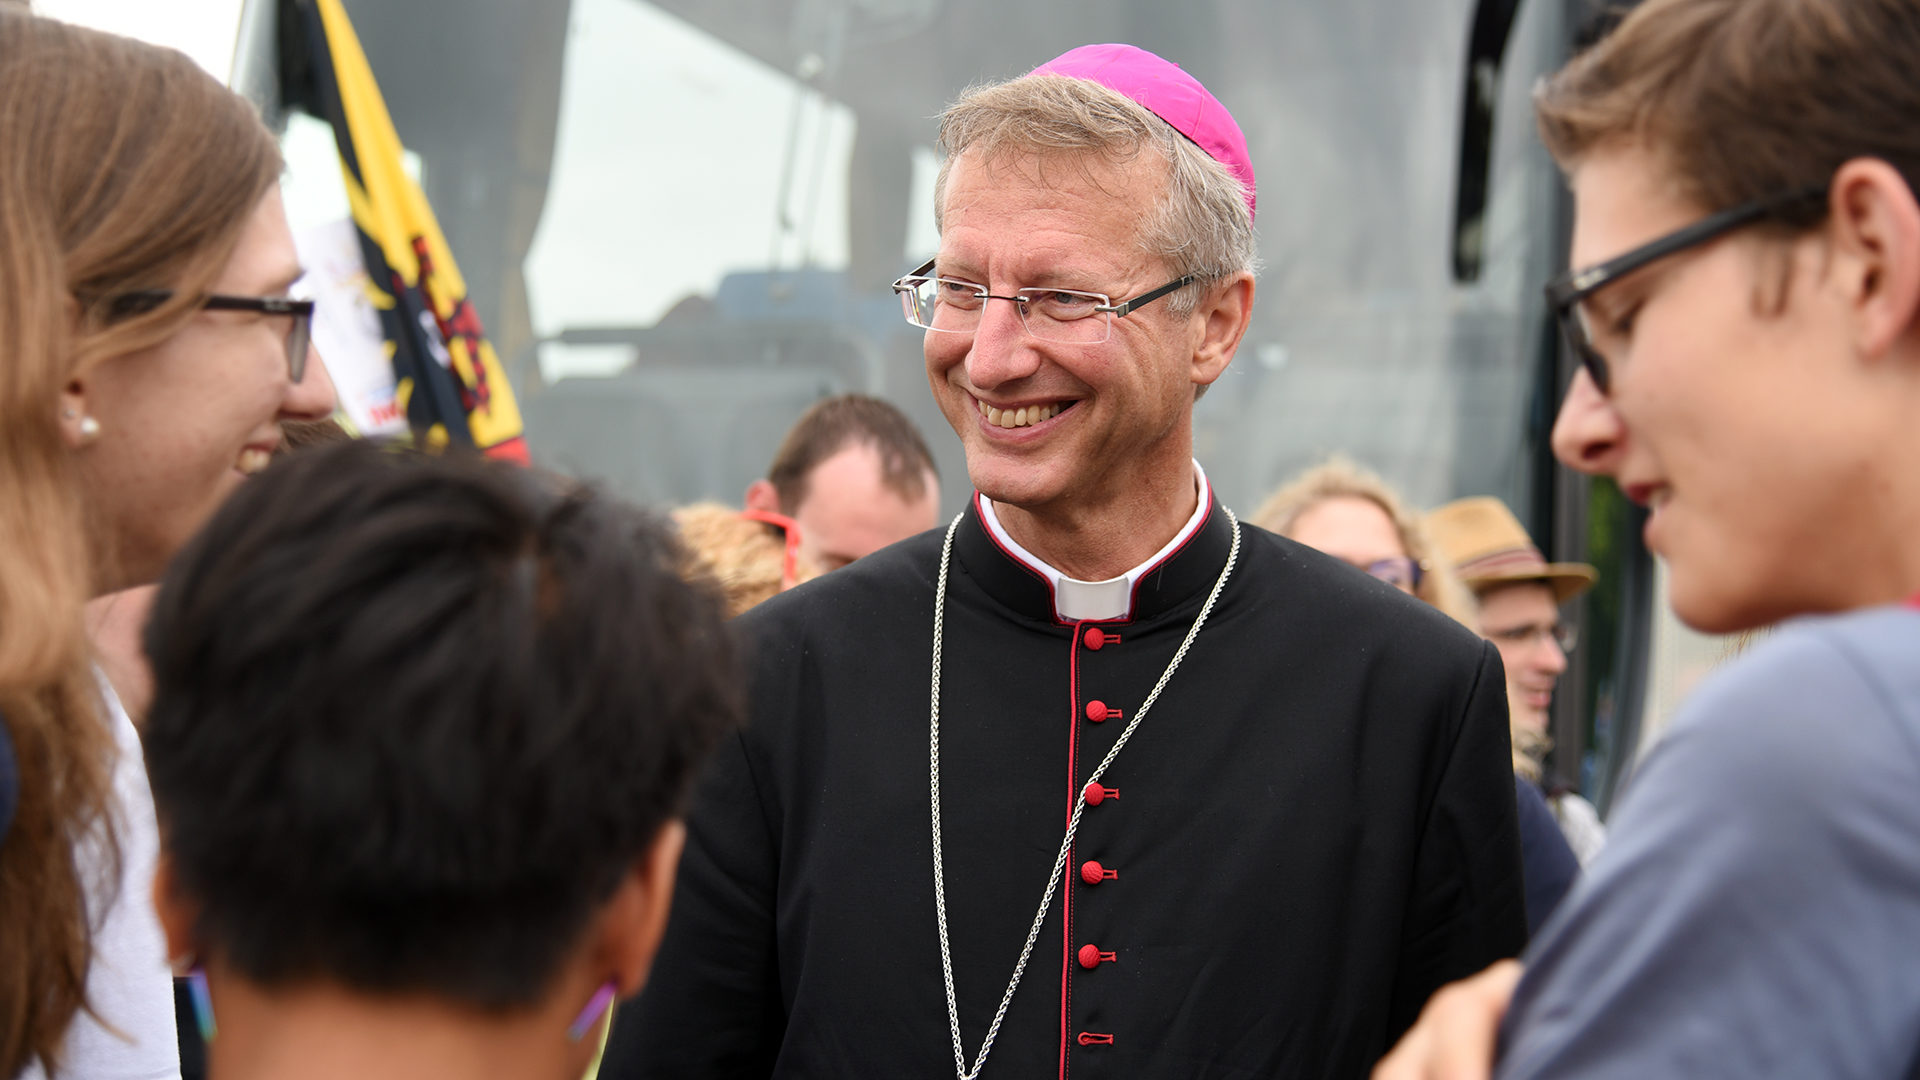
[1546,186,1827,306]
[1100,275,1197,317]
[895,258,937,286]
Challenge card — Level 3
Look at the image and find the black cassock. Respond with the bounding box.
[605,496,1526,1079]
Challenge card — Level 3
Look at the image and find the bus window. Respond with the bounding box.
[236,0,1672,804]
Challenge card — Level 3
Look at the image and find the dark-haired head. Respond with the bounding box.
[143,441,739,1059]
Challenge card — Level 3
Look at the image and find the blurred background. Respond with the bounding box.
[48,0,1741,818]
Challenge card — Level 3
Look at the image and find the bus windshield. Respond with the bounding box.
[265,0,1570,519]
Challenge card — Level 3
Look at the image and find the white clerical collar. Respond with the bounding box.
[977,461,1212,622]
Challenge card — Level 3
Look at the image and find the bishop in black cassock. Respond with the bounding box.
[602,41,1526,1080]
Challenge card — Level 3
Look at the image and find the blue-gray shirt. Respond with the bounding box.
[1498,604,1920,1079]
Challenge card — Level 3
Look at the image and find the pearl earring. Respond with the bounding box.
[78,416,101,444]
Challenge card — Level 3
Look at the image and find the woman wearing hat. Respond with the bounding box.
[1425,497,1605,865]
[1378,0,1920,1076]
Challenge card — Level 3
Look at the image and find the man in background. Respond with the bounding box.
[742,394,941,572]
[1427,496,1605,863]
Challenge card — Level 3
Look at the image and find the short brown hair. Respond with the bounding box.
[765,395,937,512]
[1535,0,1920,223]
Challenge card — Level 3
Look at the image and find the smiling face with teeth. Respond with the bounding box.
[66,188,338,590]
[927,149,1248,555]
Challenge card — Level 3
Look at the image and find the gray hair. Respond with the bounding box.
[933,73,1259,318]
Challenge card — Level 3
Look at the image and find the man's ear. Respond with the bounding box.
[151,853,199,972]
[1190,273,1255,390]
[601,821,687,997]
[1826,157,1920,361]
[743,480,782,516]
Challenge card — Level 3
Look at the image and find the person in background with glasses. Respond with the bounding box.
[0,11,335,1079]
[606,43,1525,1080]
[1378,1,1920,1077]
[1255,467,1580,933]
[1252,456,1480,626]
[1425,498,1598,791]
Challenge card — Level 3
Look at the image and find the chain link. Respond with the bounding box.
[930,509,1241,1079]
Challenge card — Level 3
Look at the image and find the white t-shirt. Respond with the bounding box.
[23,679,180,1080]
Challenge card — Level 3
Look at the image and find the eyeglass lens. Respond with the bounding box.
[287,310,312,384]
[1557,304,1611,394]
[1491,621,1577,653]
[897,277,1112,344]
[1363,557,1419,589]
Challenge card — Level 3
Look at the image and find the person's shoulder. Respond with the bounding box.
[1500,605,1920,1080]
[1657,605,1920,792]
[1236,520,1488,659]
[737,524,945,637]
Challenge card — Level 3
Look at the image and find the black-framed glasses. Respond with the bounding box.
[1545,185,1828,393]
[1357,555,1424,592]
[891,258,1195,344]
[111,289,315,384]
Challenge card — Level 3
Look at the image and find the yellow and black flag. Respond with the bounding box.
[298,0,529,463]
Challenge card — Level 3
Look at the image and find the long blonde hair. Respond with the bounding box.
[0,11,282,1073]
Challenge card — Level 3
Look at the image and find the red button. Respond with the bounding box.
[1080,860,1117,885]
[1085,700,1121,723]
[1084,627,1116,650]
[1077,1032,1114,1046]
[1083,783,1118,806]
[1077,944,1117,969]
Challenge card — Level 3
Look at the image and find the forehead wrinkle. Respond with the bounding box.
[940,147,1163,279]
[940,203,1157,292]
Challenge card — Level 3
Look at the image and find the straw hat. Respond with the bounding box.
[1424,497,1597,603]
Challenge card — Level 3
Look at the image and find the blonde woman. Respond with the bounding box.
[1252,456,1479,626]
[0,12,335,1077]
[1255,459,1579,933]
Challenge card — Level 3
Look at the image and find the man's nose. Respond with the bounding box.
[1551,367,1625,476]
[965,298,1042,390]
[1537,636,1569,677]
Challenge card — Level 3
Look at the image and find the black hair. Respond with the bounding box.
[142,441,740,1008]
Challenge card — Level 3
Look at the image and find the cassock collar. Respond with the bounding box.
[962,462,1232,625]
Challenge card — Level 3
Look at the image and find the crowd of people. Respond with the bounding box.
[3,0,1919,1078]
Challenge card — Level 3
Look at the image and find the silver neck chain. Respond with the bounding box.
[928,508,1241,1080]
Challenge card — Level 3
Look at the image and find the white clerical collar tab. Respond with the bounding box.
[978,462,1212,623]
